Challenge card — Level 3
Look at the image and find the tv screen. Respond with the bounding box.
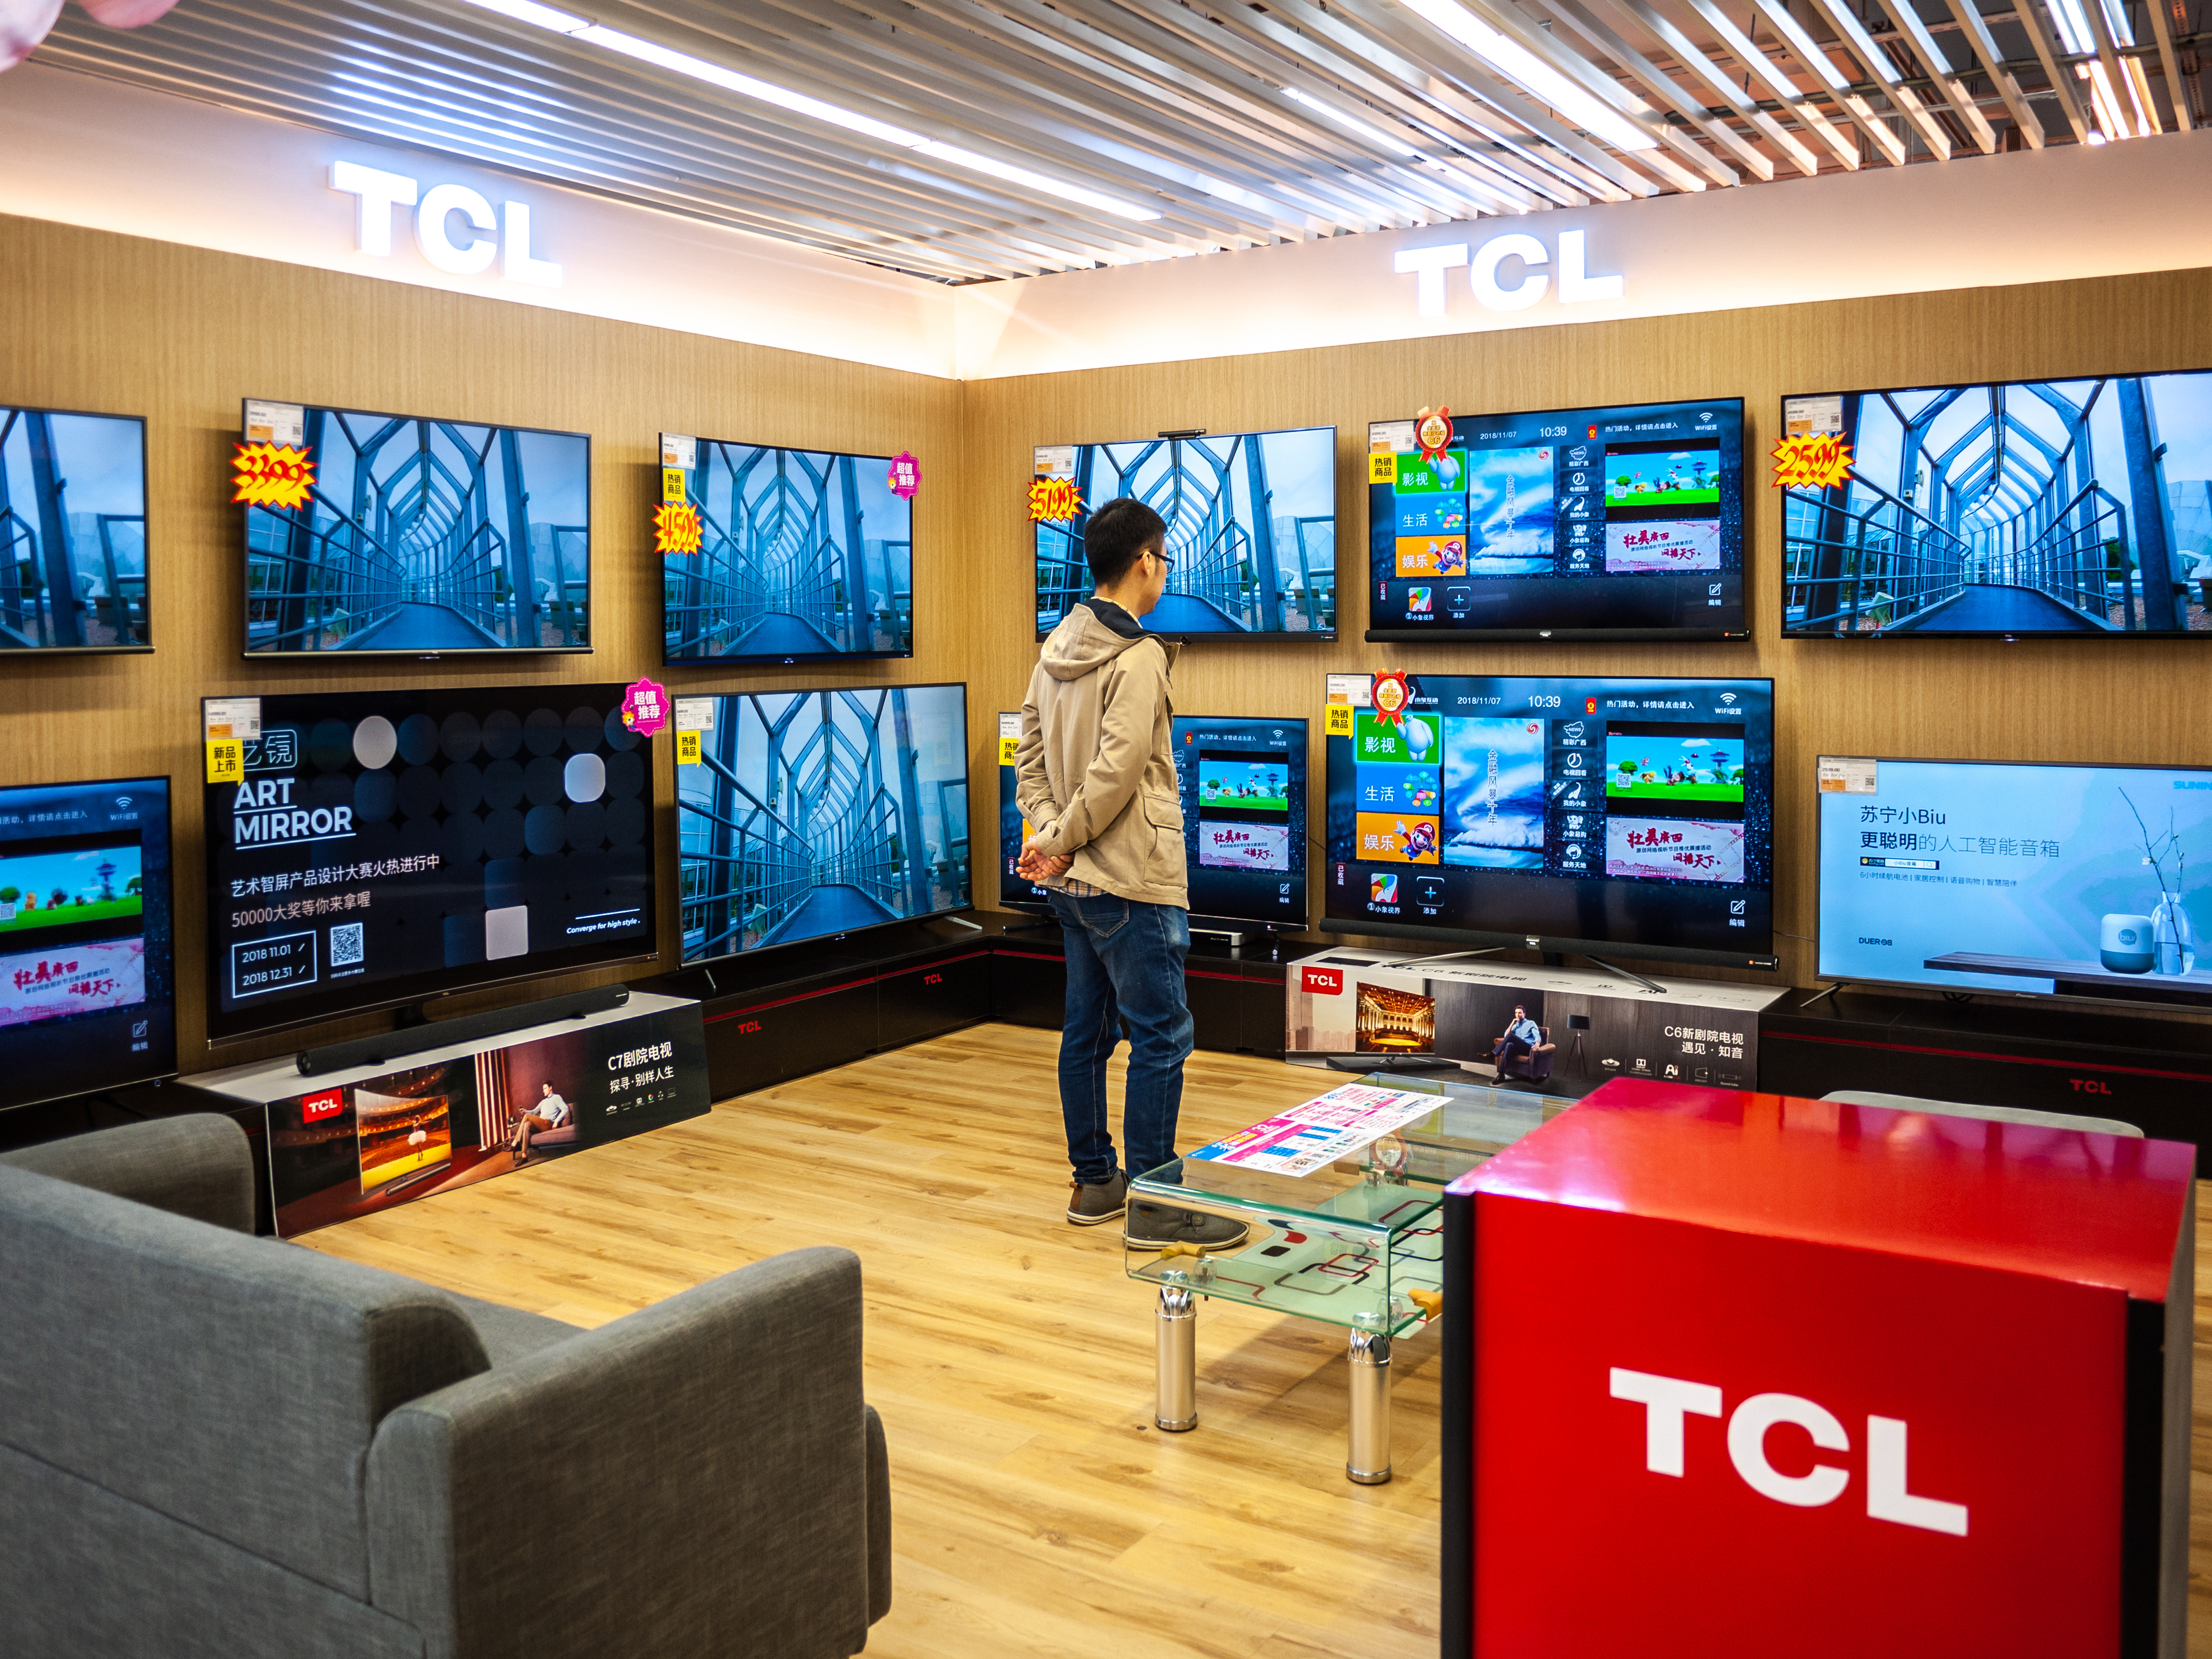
[1366,399,1747,641]
[1780,369,2212,636]
[995,713,1054,915]
[0,775,175,1108]
[1033,426,1337,639]
[201,686,655,1042]
[676,684,970,962]
[1818,756,2212,1007]
[1173,714,1310,930]
[1,405,149,652]
[1322,673,1775,968]
[659,433,914,665]
[239,398,589,655]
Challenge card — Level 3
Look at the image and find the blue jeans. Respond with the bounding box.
[1048,890,1193,1187]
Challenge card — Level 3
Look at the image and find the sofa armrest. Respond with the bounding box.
[365,1245,882,1659]
[0,1114,255,1233]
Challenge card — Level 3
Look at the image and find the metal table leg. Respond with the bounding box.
[1347,1316,1392,1484]
[1156,1275,1197,1432]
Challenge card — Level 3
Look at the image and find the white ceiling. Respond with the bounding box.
[28,0,2206,283]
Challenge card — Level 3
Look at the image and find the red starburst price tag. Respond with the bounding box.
[231,441,316,511]
[653,500,703,554]
[1029,477,1083,523]
[1771,434,1854,490]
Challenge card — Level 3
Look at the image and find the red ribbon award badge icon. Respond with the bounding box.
[1371,671,1412,728]
[1415,406,1454,463]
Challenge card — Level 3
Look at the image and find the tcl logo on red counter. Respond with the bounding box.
[1610,1368,1967,1535]
[301,1088,345,1123]
[1302,966,1344,995]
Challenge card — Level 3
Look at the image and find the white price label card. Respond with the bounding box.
[1818,756,1877,794]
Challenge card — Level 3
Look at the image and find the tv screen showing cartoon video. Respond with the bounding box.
[1819,757,2212,1006]
[1172,714,1308,929]
[1780,369,2212,636]
[1,406,149,651]
[677,684,969,962]
[1324,674,1774,966]
[1366,399,1745,640]
[202,687,655,1042]
[241,400,589,655]
[661,435,914,665]
[1033,426,1336,639]
[0,775,174,1108]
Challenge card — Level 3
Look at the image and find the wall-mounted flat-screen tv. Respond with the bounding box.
[1323,672,1775,970]
[1366,398,1747,641]
[239,398,589,656]
[660,434,914,665]
[1,405,150,653]
[1818,755,2212,1009]
[676,684,969,962]
[1780,369,2212,637]
[1034,425,1336,640]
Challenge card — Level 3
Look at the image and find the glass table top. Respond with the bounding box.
[1126,1074,1562,1334]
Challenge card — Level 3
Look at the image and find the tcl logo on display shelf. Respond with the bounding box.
[1302,966,1344,996]
[1610,1368,1968,1536]
[301,1088,345,1124]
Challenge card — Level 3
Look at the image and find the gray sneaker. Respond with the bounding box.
[1066,1170,1130,1225]
[1124,1201,1250,1251]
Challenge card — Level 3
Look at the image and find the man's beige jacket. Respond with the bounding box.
[1014,602,1187,908]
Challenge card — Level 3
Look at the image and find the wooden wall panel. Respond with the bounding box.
[961,267,2212,988]
[0,213,964,1072]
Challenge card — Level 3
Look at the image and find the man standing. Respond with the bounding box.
[1015,497,1244,1250]
[1493,1005,1542,1074]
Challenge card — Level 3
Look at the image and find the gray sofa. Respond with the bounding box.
[0,1115,890,1659]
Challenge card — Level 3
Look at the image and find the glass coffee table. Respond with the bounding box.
[1128,1073,1561,1484]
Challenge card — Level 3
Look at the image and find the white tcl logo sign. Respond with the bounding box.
[1610,1367,1969,1536]
[1395,230,1622,318]
[328,160,563,289]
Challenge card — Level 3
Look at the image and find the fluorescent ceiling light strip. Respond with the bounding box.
[454,0,1162,220]
[1281,85,1423,158]
[1396,0,1657,152]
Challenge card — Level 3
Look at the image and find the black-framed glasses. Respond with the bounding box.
[1149,549,1175,572]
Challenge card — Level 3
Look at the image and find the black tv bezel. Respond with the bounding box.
[1318,671,1780,972]
[0,770,179,1109]
[676,680,973,969]
[1363,394,1751,645]
[1778,367,2212,642]
[0,403,155,656]
[658,431,918,669]
[1814,752,2212,1011]
[200,687,658,1045]
[1176,712,1312,933]
[236,397,593,661]
[1031,422,1340,645]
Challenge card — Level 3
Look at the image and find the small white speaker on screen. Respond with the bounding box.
[2099,913,2154,974]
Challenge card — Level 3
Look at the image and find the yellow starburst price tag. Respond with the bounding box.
[231,442,316,511]
[677,730,701,765]
[1028,477,1082,523]
[653,500,703,555]
[1771,434,1854,490]
[205,738,244,785]
[1324,705,1353,737]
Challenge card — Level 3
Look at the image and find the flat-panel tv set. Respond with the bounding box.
[202,686,655,1042]
[677,685,970,962]
[1780,369,2212,636]
[1323,673,1775,968]
[1173,714,1309,931]
[1366,399,1747,641]
[239,398,589,655]
[0,775,175,1108]
[660,433,914,665]
[1,405,150,651]
[1818,755,2212,1008]
[1034,426,1336,639]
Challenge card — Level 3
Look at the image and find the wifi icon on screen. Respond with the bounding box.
[1719,692,1737,706]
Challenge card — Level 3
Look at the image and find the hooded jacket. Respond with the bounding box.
[1014,601,1187,908]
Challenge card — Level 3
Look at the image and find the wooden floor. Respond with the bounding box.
[304,1023,2212,1657]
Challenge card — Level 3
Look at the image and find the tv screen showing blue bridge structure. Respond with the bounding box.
[676,684,970,963]
[0,406,149,651]
[1781,369,2212,637]
[242,401,589,655]
[661,436,913,664]
[1034,425,1335,639]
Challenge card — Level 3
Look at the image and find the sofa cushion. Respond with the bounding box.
[448,1293,582,1365]
[0,1114,257,1233]
[0,1161,491,1599]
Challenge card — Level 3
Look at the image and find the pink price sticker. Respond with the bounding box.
[888,451,920,499]
[621,678,670,738]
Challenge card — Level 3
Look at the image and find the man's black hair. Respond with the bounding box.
[1083,497,1167,589]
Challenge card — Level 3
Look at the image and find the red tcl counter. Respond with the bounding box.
[1441,1079,2193,1659]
